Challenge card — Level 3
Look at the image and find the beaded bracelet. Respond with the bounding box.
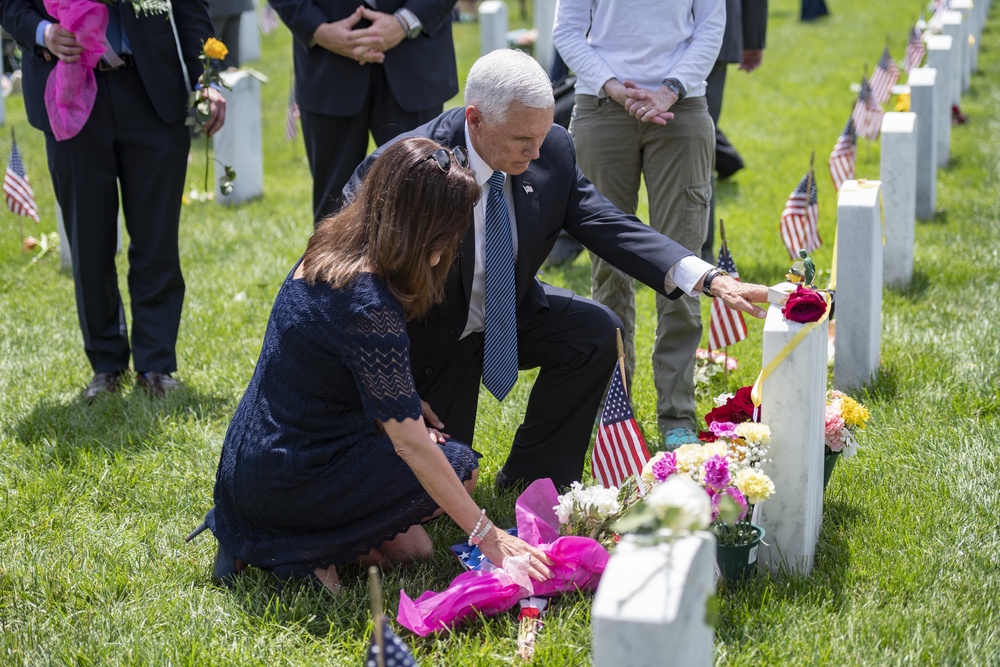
[467,509,487,546]
[470,520,494,546]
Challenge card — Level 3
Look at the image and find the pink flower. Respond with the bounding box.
[651,451,678,482]
[703,454,731,492]
[723,486,748,522]
[825,406,845,451]
[709,421,739,439]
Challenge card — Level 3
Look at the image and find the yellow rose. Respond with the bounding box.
[204,38,229,61]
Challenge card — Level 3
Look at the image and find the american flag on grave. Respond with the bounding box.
[285,80,300,142]
[904,26,926,73]
[707,243,748,351]
[4,138,40,223]
[851,75,884,141]
[592,359,651,489]
[829,116,857,192]
[869,46,900,105]
[366,619,419,667]
[779,171,820,260]
[258,3,280,36]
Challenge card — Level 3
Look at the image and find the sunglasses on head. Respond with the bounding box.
[427,146,470,172]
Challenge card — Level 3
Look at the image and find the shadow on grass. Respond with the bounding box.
[919,209,949,226]
[888,269,930,301]
[863,362,900,403]
[11,386,232,465]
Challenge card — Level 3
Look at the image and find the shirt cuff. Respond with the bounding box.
[666,255,714,296]
[36,20,52,47]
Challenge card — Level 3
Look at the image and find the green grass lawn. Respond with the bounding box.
[2,0,999,664]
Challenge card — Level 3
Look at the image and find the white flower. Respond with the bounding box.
[841,431,859,459]
[734,421,771,445]
[714,392,735,407]
[645,476,711,532]
[554,481,620,526]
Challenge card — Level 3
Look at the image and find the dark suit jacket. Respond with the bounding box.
[1,0,211,134]
[717,0,767,64]
[268,0,457,116]
[345,107,693,378]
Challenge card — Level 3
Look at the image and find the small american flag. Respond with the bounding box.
[851,75,884,141]
[258,3,280,36]
[828,116,857,192]
[284,81,300,142]
[4,138,40,223]
[904,26,926,73]
[779,171,820,260]
[366,619,419,667]
[869,47,900,105]
[592,360,651,489]
[707,244,747,352]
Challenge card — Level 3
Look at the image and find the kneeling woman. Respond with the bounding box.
[204,137,551,592]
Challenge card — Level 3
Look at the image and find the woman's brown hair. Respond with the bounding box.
[300,137,480,319]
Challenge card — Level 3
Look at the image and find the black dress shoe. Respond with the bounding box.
[212,543,247,588]
[136,371,180,398]
[83,372,123,403]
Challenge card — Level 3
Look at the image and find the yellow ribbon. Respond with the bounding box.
[750,293,832,407]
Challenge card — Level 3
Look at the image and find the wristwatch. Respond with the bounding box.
[395,8,423,39]
[702,268,729,298]
[661,77,687,101]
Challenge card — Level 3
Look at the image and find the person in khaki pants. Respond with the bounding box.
[554,0,724,449]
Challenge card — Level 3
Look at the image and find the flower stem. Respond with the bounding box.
[204,132,209,193]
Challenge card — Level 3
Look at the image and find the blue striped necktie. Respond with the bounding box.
[482,171,518,401]
[106,1,123,54]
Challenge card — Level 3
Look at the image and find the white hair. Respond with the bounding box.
[464,49,554,123]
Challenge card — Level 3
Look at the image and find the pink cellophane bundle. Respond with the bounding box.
[397,479,609,636]
[43,0,110,141]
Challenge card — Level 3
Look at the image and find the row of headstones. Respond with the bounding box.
[592,0,992,663]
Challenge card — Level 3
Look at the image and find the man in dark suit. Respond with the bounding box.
[702,0,768,261]
[269,0,459,223]
[1,0,226,399]
[346,50,768,490]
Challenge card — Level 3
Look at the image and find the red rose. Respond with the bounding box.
[703,385,757,433]
[783,286,827,323]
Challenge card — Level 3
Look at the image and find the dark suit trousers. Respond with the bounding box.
[415,289,622,490]
[301,65,441,224]
[45,67,190,375]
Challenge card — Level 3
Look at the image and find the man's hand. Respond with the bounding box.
[739,49,764,73]
[704,274,768,319]
[622,81,676,125]
[44,23,83,63]
[350,6,406,53]
[200,87,226,137]
[312,7,384,63]
[421,400,445,431]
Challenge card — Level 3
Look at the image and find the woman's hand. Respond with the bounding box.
[478,527,554,582]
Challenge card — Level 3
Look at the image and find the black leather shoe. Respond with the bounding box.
[212,543,247,588]
[136,371,180,398]
[83,372,123,403]
[494,469,530,496]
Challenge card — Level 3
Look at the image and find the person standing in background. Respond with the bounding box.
[701,0,767,262]
[554,0,725,449]
[208,0,254,69]
[269,0,459,224]
[0,0,226,400]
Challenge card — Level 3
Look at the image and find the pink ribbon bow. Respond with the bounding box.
[43,0,111,141]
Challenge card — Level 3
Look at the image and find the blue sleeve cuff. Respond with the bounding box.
[35,20,52,47]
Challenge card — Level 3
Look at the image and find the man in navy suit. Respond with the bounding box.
[269,0,459,223]
[346,50,768,490]
[1,0,226,400]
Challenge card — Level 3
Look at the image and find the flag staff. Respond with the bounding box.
[805,150,816,238]
[615,328,627,396]
[369,566,386,667]
[10,126,25,253]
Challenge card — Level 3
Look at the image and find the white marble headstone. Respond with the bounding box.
[925,35,953,168]
[907,67,937,220]
[879,112,917,288]
[938,11,966,102]
[533,0,557,76]
[240,2,261,64]
[479,1,509,56]
[214,70,263,205]
[949,0,973,89]
[592,533,715,667]
[834,181,882,392]
[757,297,828,577]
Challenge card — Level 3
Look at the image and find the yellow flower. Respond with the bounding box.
[733,468,775,505]
[839,395,870,429]
[734,421,771,444]
[204,38,229,61]
[894,93,911,112]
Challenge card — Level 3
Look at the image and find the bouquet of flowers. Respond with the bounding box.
[609,475,712,541]
[694,348,739,385]
[645,415,775,546]
[553,480,624,542]
[824,390,870,458]
[96,0,170,15]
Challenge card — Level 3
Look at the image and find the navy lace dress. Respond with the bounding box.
[205,268,479,580]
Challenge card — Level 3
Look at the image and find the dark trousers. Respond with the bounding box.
[415,289,622,489]
[301,65,441,224]
[45,67,190,375]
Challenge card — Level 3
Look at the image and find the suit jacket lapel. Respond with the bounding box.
[510,167,540,303]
